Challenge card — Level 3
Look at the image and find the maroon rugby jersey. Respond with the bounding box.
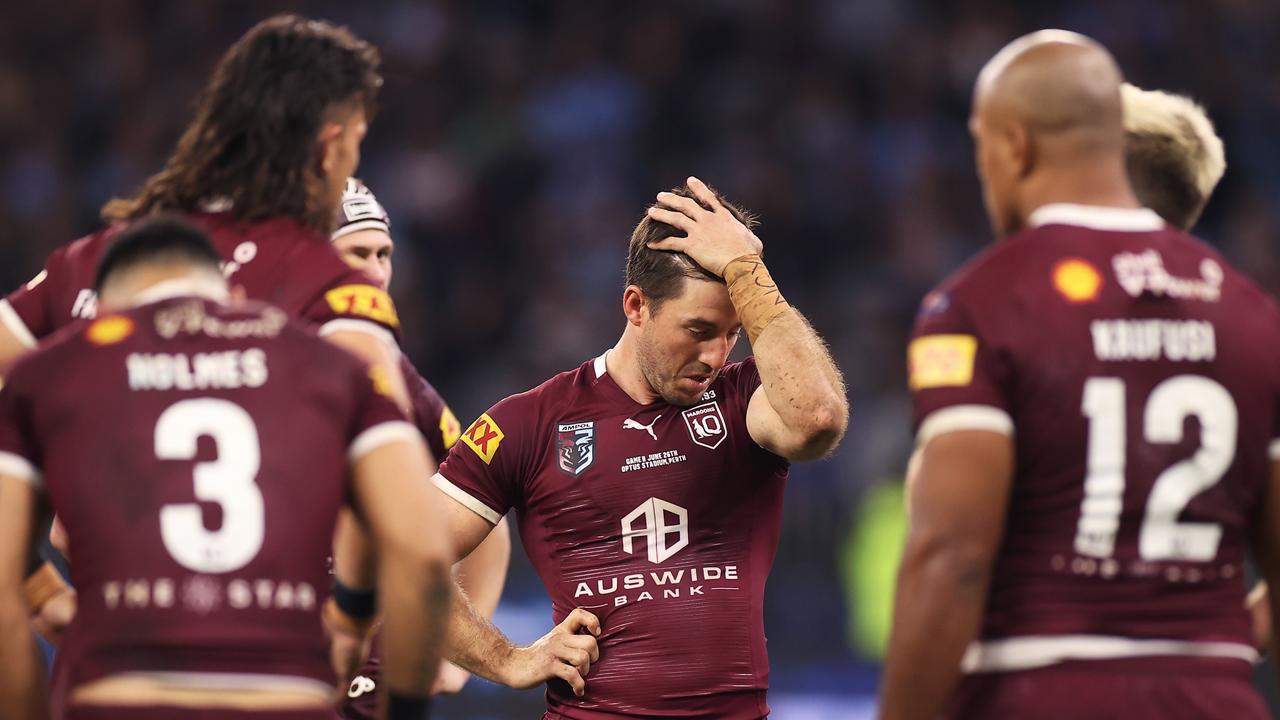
[908,203,1280,675]
[0,212,400,347]
[0,286,413,701]
[434,353,788,720]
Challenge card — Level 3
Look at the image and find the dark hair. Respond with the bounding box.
[94,215,223,292]
[102,14,382,231]
[625,183,757,311]
[1125,128,1206,231]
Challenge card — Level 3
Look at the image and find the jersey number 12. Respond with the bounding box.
[1075,375,1236,562]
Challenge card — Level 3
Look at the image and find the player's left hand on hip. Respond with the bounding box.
[645,176,763,277]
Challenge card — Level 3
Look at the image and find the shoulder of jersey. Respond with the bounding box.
[460,362,585,454]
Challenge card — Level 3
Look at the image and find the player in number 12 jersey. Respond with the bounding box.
[880,31,1280,719]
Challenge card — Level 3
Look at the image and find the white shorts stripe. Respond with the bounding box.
[348,421,422,463]
[0,451,41,488]
[1269,438,1280,461]
[433,473,502,525]
[916,404,1014,448]
[961,634,1259,673]
[107,671,332,696]
[0,299,37,350]
[318,318,397,348]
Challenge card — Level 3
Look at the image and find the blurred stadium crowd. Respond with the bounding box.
[3,0,1280,711]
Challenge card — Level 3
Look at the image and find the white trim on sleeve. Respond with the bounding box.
[348,421,422,463]
[1269,438,1280,461]
[432,473,502,525]
[0,451,41,488]
[0,299,37,349]
[916,404,1014,447]
[318,318,397,348]
[961,635,1259,673]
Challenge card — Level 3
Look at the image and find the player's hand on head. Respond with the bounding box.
[505,607,601,696]
[645,176,762,277]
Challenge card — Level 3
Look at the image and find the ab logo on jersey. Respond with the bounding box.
[682,402,727,450]
[621,497,689,564]
[325,285,401,328]
[86,315,135,346]
[462,413,504,464]
[907,334,977,390]
[556,421,596,477]
[1052,258,1103,303]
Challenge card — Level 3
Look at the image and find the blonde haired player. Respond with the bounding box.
[1121,82,1226,231]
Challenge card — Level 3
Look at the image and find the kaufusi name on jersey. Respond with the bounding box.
[1091,319,1216,362]
[127,349,268,391]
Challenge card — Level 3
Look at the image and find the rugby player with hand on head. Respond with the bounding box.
[430,177,848,717]
[0,14,418,652]
[0,217,452,720]
[880,31,1280,719]
[329,179,513,718]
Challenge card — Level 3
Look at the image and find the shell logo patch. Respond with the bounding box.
[86,315,135,346]
[1053,258,1102,303]
[907,334,977,390]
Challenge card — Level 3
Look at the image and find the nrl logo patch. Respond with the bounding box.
[556,421,596,477]
[682,402,727,450]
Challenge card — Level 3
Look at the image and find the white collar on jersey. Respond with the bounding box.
[1028,203,1165,232]
[130,276,230,307]
[593,350,610,380]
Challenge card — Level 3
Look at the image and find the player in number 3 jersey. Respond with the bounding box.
[0,218,453,720]
[879,31,1280,720]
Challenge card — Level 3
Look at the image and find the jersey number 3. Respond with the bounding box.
[156,398,265,573]
[1075,375,1236,562]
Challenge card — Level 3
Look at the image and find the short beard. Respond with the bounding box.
[635,326,693,407]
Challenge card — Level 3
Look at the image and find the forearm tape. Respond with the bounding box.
[724,254,791,344]
[24,561,70,615]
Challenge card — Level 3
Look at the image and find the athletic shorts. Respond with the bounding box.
[65,705,340,720]
[946,658,1266,719]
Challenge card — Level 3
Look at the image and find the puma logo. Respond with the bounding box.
[623,415,662,441]
[348,675,376,698]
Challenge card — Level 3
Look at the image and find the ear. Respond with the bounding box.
[317,122,344,175]
[622,286,649,327]
[1008,122,1034,179]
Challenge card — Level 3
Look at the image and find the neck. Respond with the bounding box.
[1019,155,1141,223]
[607,326,662,405]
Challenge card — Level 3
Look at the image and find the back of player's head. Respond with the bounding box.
[94,215,223,293]
[1121,83,1225,230]
[626,183,757,312]
[101,14,382,232]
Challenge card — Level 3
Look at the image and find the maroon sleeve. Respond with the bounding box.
[433,396,533,524]
[306,270,403,346]
[346,359,421,463]
[720,356,763,408]
[1,246,69,346]
[0,359,42,488]
[907,284,1016,442]
[399,354,461,463]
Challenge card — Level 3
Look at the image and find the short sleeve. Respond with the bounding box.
[720,356,763,408]
[308,272,403,348]
[908,288,1015,447]
[2,246,67,347]
[0,365,42,488]
[346,362,422,464]
[400,355,461,462]
[433,397,530,525]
